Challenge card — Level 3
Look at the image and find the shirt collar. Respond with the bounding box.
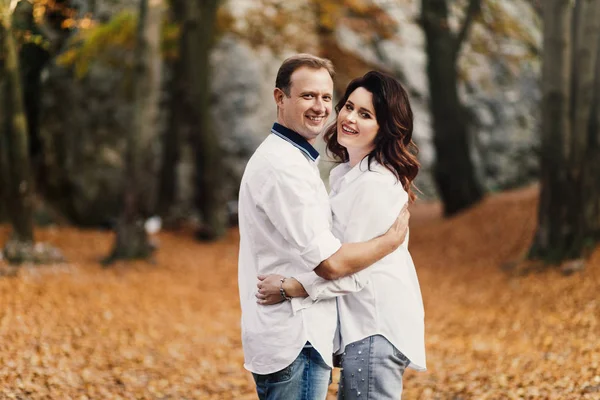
[270,123,320,162]
[344,157,371,184]
[341,157,387,185]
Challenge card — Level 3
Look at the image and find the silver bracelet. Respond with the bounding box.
[280,277,291,301]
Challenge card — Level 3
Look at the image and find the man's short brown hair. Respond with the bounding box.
[275,54,335,96]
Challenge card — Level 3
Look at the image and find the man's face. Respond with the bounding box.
[274,67,334,143]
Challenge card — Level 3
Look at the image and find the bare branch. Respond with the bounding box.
[454,0,482,58]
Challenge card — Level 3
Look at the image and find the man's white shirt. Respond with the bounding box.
[294,158,427,371]
[237,123,342,375]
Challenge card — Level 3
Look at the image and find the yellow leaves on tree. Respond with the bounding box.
[57,11,136,79]
[217,0,398,55]
[482,0,539,50]
[56,11,179,79]
[339,0,397,40]
[458,0,540,85]
[216,0,319,54]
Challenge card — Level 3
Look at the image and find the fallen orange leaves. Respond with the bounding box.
[0,184,599,399]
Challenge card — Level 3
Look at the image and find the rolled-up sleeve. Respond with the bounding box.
[294,271,365,301]
[290,269,366,315]
[257,167,342,270]
[303,231,343,270]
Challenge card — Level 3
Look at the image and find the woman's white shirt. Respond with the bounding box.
[294,158,426,371]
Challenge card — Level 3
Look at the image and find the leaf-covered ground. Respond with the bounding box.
[1,185,598,399]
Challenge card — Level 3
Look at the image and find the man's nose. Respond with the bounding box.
[312,98,325,113]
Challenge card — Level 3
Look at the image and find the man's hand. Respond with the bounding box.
[385,203,410,251]
[256,274,286,305]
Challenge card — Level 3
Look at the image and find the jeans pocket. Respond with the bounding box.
[393,346,411,368]
[265,363,294,384]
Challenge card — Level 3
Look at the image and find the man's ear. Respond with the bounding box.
[273,88,285,107]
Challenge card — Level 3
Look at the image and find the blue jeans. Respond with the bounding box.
[252,345,331,400]
[338,335,410,399]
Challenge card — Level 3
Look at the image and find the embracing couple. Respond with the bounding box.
[238,54,426,400]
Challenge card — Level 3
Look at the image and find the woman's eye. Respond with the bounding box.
[361,112,371,119]
[345,104,352,110]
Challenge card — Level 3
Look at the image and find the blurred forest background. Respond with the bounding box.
[1,0,599,398]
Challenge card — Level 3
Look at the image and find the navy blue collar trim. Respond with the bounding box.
[271,123,319,162]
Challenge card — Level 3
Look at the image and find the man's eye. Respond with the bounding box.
[323,96,332,102]
[303,94,314,99]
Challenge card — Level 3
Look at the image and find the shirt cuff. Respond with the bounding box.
[300,230,342,269]
[291,296,316,315]
[294,272,327,301]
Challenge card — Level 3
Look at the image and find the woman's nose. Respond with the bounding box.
[345,111,357,123]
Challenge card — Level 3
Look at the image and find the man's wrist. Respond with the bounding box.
[279,277,291,301]
[286,277,306,298]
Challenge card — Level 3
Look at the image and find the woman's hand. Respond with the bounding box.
[256,274,286,305]
[386,203,410,250]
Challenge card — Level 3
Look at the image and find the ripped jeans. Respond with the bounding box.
[338,335,410,399]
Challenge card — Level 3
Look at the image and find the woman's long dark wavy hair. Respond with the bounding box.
[323,71,420,203]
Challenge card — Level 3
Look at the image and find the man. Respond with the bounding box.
[238,54,409,400]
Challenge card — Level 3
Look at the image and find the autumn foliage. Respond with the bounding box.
[0,185,599,399]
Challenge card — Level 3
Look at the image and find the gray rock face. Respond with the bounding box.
[209,0,542,201]
[466,68,541,191]
[331,0,541,197]
[38,0,321,226]
[38,0,542,226]
[457,0,542,192]
[40,62,130,226]
[39,0,164,226]
[209,36,280,202]
[71,0,139,21]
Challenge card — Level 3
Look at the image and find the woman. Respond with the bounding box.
[258,71,426,399]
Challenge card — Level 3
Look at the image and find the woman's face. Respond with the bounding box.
[336,87,380,156]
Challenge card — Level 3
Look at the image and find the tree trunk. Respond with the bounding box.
[105,0,163,263]
[571,0,600,257]
[529,0,573,262]
[156,72,181,218]
[580,13,600,256]
[13,0,50,165]
[156,0,186,218]
[187,0,227,240]
[571,0,600,169]
[421,0,484,216]
[529,0,600,264]
[0,22,8,222]
[0,4,34,242]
